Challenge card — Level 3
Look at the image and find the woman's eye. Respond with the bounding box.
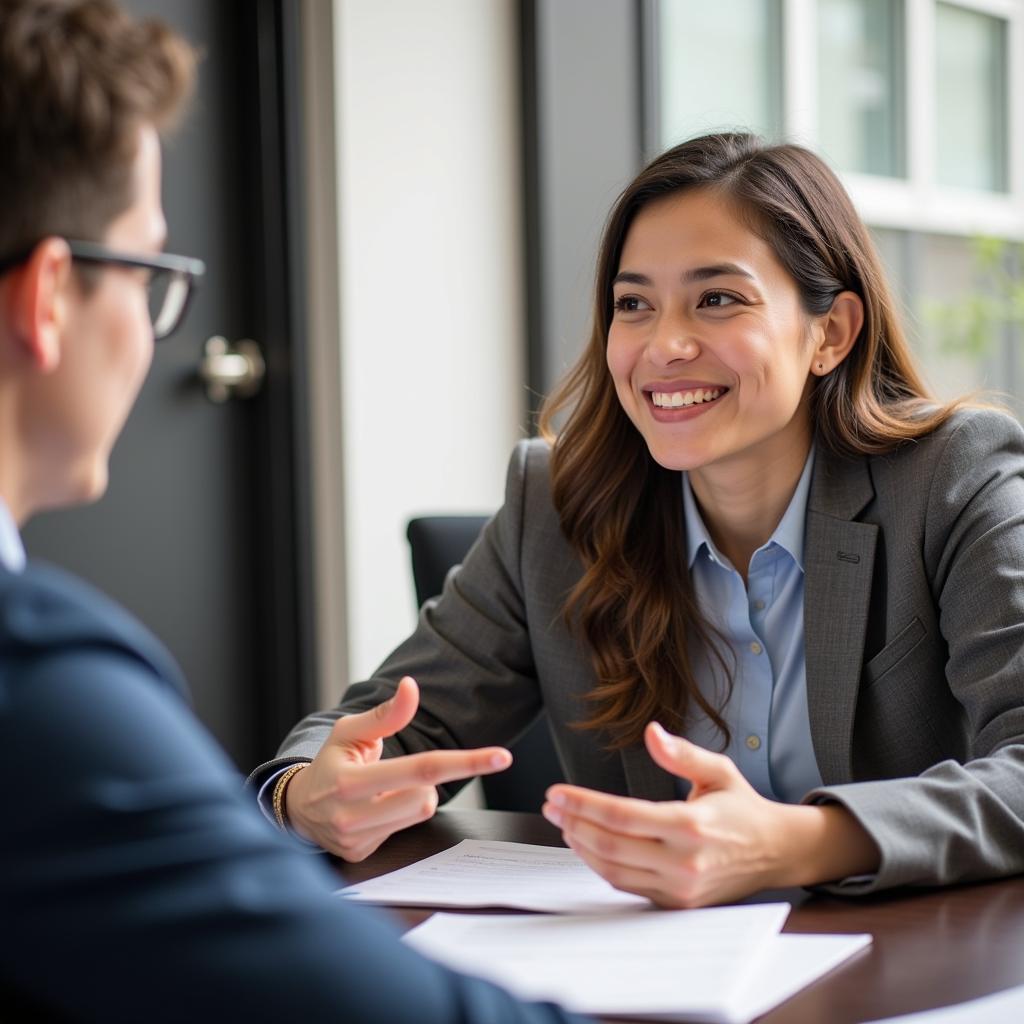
[613,295,650,313]
[699,291,739,309]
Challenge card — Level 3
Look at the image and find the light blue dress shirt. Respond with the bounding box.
[0,498,26,573]
[681,448,823,804]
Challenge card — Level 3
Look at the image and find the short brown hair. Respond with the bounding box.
[0,0,196,257]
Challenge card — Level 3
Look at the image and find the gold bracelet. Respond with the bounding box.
[272,763,308,832]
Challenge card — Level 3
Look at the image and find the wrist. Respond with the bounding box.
[276,762,314,840]
[772,802,881,887]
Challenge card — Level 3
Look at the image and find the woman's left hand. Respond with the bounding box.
[542,722,807,907]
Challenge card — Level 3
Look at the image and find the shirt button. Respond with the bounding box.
[750,641,763,655]
[753,599,765,611]
[745,734,761,751]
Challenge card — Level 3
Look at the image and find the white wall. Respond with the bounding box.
[332,0,525,687]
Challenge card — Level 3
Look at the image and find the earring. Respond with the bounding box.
[816,362,825,373]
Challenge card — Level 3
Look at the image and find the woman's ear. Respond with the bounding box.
[810,291,864,376]
[6,237,73,373]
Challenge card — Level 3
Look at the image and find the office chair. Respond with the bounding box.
[406,515,565,812]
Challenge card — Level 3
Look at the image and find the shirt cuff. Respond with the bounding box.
[827,873,879,891]
[257,763,322,850]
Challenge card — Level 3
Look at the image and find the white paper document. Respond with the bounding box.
[338,839,651,913]
[404,904,871,1024]
[865,983,1024,1024]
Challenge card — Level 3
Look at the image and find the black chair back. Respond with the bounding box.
[405,516,564,812]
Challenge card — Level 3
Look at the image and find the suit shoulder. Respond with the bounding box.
[0,563,185,696]
[505,437,554,509]
[498,437,568,568]
[508,436,553,478]
[925,406,1021,446]
[875,406,1023,474]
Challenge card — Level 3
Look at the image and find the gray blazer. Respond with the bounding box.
[260,409,1024,894]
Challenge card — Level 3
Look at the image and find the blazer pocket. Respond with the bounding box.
[862,616,926,689]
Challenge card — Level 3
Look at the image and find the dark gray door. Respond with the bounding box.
[22,0,316,771]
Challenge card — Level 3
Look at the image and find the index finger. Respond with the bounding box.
[545,784,682,839]
[339,746,512,802]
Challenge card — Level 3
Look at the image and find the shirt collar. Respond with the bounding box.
[682,444,816,572]
[0,497,27,573]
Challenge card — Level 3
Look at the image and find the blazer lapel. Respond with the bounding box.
[804,451,877,784]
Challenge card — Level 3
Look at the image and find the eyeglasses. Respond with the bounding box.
[0,240,206,341]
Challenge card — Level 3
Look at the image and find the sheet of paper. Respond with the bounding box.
[741,933,872,1022]
[403,903,803,1023]
[865,983,1024,1024]
[338,839,652,913]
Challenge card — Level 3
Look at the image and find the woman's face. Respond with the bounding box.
[606,188,817,478]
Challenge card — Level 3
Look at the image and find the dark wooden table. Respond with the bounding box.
[337,808,1024,1023]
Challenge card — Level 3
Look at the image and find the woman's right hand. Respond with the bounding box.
[285,676,512,861]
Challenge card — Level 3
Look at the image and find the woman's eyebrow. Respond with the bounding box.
[683,262,755,283]
[612,271,653,287]
[612,263,755,287]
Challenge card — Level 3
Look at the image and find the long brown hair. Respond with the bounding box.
[539,132,960,749]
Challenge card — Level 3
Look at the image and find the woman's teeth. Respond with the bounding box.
[651,388,722,408]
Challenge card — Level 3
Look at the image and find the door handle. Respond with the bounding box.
[198,336,266,403]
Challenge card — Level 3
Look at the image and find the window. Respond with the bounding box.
[659,0,783,144]
[652,0,1023,234]
[935,2,1008,192]
[817,0,903,177]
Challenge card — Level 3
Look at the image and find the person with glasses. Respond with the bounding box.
[0,2,584,1021]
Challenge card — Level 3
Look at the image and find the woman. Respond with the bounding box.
[260,132,1024,905]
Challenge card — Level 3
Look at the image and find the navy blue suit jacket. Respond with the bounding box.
[0,563,584,1023]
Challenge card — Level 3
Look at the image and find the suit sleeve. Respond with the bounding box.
[2,645,586,1023]
[806,411,1024,893]
[251,440,542,799]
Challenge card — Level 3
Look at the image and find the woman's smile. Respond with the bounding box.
[644,383,729,420]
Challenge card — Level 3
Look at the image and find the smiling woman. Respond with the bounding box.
[540,135,960,754]
[261,132,1024,909]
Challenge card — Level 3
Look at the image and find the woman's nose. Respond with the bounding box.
[648,319,700,366]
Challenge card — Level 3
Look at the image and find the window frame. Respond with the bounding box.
[649,0,1024,238]
[790,0,1024,238]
